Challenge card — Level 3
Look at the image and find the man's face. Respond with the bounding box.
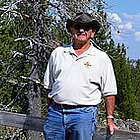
[70,23,96,43]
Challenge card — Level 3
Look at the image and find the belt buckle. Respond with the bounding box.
[60,104,65,108]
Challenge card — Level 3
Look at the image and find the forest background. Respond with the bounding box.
[0,0,140,139]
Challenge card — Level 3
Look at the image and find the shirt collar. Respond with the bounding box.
[63,43,77,55]
[63,42,97,56]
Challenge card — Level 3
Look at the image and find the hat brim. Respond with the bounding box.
[66,18,101,34]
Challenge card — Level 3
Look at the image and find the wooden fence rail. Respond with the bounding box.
[0,111,140,140]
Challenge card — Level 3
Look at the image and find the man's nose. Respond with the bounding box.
[79,28,85,32]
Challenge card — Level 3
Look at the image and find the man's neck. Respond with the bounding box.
[73,41,91,56]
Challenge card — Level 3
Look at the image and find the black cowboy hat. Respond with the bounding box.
[66,12,101,34]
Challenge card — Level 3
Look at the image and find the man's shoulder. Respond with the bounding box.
[53,45,71,52]
[92,45,108,57]
[91,45,111,62]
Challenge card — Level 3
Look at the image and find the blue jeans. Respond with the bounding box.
[43,104,97,140]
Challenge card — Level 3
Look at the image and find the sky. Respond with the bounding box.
[104,0,140,60]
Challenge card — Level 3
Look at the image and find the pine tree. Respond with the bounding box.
[113,44,138,120]
[131,59,140,120]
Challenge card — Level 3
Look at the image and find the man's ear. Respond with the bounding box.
[91,29,96,38]
[70,27,74,35]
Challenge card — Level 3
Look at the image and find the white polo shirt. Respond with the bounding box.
[44,43,117,105]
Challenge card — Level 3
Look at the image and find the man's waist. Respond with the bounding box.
[50,99,97,109]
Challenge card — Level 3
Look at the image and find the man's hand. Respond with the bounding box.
[46,89,52,107]
[107,118,118,135]
[105,95,118,135]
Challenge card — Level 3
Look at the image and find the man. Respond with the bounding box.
[43,12,118,140]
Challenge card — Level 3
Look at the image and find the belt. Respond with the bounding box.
[51,100,94,109]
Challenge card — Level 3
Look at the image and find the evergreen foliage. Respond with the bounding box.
[113,45,138,120]
[130,59,140,120]
[0,1,140,139]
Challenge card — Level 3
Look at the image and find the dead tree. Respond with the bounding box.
[0,0,116,139]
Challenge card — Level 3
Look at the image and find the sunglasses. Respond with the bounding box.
[73,24,92,31]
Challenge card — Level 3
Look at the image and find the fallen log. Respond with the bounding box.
[0,111,140,140]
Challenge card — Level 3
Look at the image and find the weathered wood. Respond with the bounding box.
[27,62,43,140]
[93,127,140,140]
[0,111,46,131]
[0,111,140,140]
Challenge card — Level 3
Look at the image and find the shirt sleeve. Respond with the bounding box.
[101,54,117,96]
[44,54,54,89]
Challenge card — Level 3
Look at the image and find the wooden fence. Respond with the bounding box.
[0,111,140,140]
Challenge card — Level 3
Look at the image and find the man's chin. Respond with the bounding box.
[76,36,87,41]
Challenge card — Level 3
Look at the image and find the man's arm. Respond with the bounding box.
[46,89,52,107]
[105,95,118,135]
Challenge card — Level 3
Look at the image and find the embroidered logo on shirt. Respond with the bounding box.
[84,61,92,68]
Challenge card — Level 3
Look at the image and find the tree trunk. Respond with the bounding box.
[27,62,42,140]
